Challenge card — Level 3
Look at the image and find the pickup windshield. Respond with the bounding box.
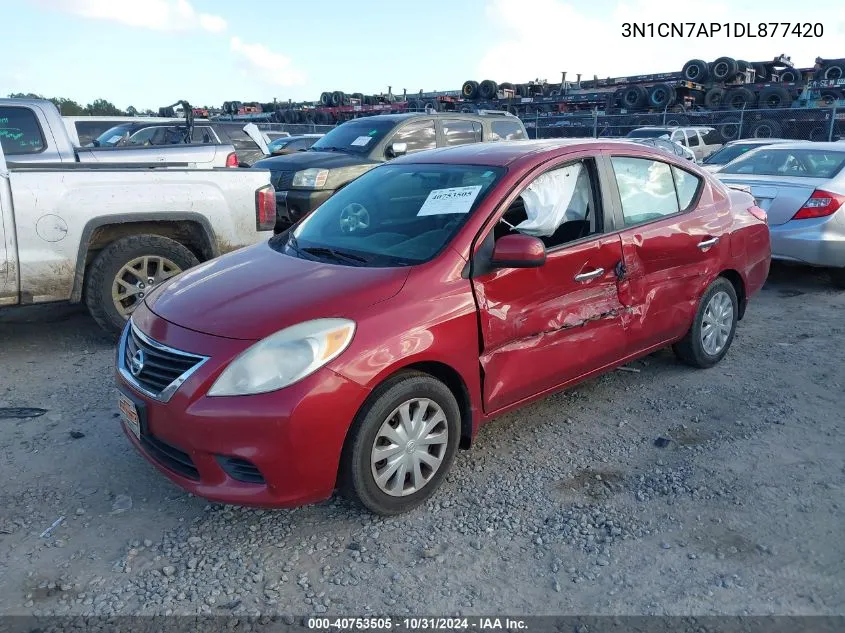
[276,163,505,267]
[310,120,396,154]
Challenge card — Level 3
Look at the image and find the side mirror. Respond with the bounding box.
[490,234,546,268]
[387,142,407,158]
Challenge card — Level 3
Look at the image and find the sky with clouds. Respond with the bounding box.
[1,0,844,109]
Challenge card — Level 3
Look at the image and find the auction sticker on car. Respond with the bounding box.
[118,393,141,441]
[350,136,372,146]
[417,185,483,216]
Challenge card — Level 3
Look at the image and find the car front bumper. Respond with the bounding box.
[770,212,845,268]
[115,309,370,508]
[274,189,335,232]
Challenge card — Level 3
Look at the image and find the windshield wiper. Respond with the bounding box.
[314,146,351,153]
[301,246,368,265]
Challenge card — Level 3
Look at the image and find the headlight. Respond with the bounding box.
[208,318,355,396]
[292,168,329,189]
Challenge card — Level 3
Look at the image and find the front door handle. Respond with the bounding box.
[698,237,720,249]
[574,268,604,282]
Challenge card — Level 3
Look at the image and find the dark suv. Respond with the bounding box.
[253,111,528,232]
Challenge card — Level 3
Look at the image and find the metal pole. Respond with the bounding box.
[536,109,540,139]
[829,105,837,142]
[662,106,667,125]
[593,108,598,138]
[738,105,745,140]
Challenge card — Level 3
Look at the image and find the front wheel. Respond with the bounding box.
[673,278,738,368]
[84,234,199,338]
[339,372,461,515]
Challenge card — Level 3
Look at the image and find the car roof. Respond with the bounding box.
[339,112,522,124]
[392,138,661,167]
[725,138,796,145]
[750,141,845,151]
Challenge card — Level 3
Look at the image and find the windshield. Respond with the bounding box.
[268,138,290,152]
[278,163,505,267]
[93,124,135,147]
[720,148,845,178]
[704,143,764,165]
[627,129,670,139]
[311,119,396,154]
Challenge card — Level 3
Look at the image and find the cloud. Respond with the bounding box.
[479,0,845,83]
[35,0,227,33]
[230,37,307,87]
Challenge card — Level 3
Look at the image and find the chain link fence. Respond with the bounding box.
[528,105,844,142]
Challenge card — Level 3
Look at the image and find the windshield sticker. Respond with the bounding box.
[351,136,372,146]
[417,185,483,216]
[368,129,378,136]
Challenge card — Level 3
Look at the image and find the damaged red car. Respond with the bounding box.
[116,139,771,515]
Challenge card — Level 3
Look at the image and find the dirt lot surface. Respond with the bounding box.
[1,263,843,618]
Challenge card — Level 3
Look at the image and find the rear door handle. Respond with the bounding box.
[698,237,720,249]
[574,268,604,282]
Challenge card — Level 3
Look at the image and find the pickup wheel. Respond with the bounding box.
[84,235,198,338]
[673,278,738,369]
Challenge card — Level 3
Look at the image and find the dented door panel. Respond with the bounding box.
[474,235,626,413]
[617,180,733,353]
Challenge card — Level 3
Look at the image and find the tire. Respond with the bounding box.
[704,87,725,109]
[499,82,515,92]
[758,86,792,109]
[681,59,709,82]
[820,90,841,106]
[716,116,742,142]
[283,109,296,123]
[352,92,364,102]
[621,85,647,109]
[461,80,479,99]
[84,235,198,339]
[663,113,690,126]
[517,84,531,98]
[735,60,750,76]
[648,83,676,108]
[339,371,461,516]
[710,57,738,82]
[724,87,756,110]
[673,277,738,369]
[822,64,844,81]
[809,126,829,142]
[331,91,345,106]
[749,119,782,138]
[752,63,768,81]
[779,69,799,83]
[319,92,331,106]
[479,79,498,99]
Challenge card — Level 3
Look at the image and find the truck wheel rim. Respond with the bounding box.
[701,291,733,356]
[370,398,448,497]
[112,255,182,318]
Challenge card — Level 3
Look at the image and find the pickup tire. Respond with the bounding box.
[84,235,199,338]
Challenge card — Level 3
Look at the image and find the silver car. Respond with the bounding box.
[700,138,800,173]
[716,142,845,287]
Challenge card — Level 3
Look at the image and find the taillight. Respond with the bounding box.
[225,152,239,168]
[747,205,767,224]
[256,186,276,231]
[792,189,844,220]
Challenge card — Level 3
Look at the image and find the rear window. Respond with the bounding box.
[491,120,527,140]
[720,148,845,178]
[0,106,46,155]
[703,143,761,165]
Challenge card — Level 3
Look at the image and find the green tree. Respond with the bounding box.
[7,92,44,99]
[50,97,86,116]
[85,99,124,116]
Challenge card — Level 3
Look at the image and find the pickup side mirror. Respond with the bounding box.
[490,234,546,268]
[387,142,407,158]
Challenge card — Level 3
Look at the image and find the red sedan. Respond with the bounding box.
[116,139,771,515]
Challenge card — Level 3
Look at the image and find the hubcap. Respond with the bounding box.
[701,290,733,356]
[112,255,182,318]
[371,398,448,497]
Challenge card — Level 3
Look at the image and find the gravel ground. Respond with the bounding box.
[0,262,843,617]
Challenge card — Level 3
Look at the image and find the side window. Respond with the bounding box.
[700,128,720,145]
[192,126,215,144]
[686,130,700,147]
[491,120,527,141]
[442,120,482,146]
[126,127,160,146]
[391,120,436,154]
[671,130,687,145]
[0,106,46,155]
[610,157,679,227]
[287,138,311,150]
[495,159,600,250]
[672,166,702,210]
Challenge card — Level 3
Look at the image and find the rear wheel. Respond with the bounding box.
[673,278,738,369]
[339,372,461,516]
[84,235,198,338]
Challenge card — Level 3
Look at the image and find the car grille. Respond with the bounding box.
[216,456,266,484]
[271,170,295,190]
[122,324,207,402]
[141,434,200,480]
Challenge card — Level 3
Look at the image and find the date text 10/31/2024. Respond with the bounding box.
[307,617,529,631]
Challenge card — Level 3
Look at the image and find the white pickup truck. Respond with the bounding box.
[0,105,276,336]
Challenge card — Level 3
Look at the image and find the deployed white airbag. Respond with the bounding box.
[515,163,588,237]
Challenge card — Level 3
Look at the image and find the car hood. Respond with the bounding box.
[145,242,410,341]
[253,150,377,171]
